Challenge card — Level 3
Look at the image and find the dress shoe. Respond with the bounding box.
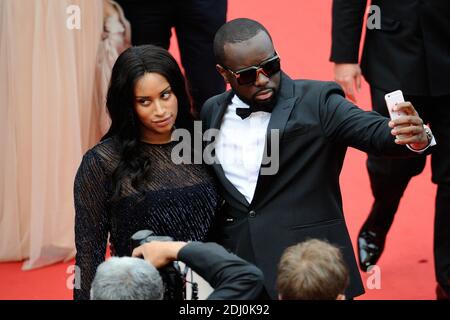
[436,284,450,300]
[357,229,386,272]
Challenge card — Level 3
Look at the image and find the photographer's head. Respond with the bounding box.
[277,239,349,300]
[90,256,164,300]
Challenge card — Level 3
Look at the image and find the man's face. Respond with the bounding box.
[217,31,281,109]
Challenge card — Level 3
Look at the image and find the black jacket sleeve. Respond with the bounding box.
[178,242,264,300]
[330,0,367,63]
[318,82,431,157]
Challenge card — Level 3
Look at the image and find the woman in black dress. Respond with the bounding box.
[74,45,221,300]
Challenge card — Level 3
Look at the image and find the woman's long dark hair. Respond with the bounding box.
[102,45,194,201]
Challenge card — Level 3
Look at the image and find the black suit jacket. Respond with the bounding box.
[200,73,419,299]
[178,242,264,300]
[330,0,450,96]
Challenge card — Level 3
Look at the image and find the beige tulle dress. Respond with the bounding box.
[0,0,130,269]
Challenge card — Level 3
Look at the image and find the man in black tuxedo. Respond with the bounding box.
[201,18,434,299]
[330,0,450,298]
[115,0,227,113]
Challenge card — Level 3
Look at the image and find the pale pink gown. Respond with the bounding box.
[0,0,130,269]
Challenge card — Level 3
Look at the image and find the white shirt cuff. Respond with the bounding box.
[406,126,437,153]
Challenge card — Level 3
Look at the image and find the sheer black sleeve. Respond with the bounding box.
[73,150,110,300]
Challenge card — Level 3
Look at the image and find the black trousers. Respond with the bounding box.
[363,86,450,294]
[116,0,227,113]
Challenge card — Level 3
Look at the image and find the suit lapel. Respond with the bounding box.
[208,92,251,207]
[250,73,299,208]
[209,92,231,130]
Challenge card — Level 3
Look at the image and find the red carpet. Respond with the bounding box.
[0,0,437,299]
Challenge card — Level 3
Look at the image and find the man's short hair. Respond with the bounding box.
[277,239,349,300]
[90,257,164,300]
[213,18,272,65]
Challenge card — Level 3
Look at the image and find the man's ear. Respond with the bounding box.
[216,64,229,83]
[336,294,346,300]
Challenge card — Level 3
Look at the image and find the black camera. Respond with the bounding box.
[131,230,186,300]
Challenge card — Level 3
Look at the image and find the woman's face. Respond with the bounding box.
[134,72,178,144]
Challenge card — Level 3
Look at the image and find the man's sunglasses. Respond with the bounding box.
[222,53,281,85]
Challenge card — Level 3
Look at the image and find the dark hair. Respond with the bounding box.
[102,45,194,201]
[213,18,272,65]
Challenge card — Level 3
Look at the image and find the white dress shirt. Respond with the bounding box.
[215,95,271,204]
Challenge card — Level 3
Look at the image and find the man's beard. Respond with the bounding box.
[252,88,279,110]
[237,89,279,110]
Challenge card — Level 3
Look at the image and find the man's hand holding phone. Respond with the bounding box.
[385,90,431,150]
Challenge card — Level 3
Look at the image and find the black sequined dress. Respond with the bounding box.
[73,138,221,300]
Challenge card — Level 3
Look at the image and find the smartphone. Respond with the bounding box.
[384,90,407,120]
